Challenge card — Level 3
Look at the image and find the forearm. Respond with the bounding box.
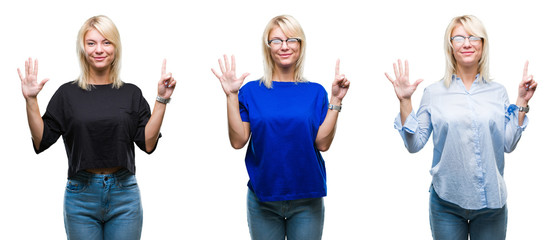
[315,97,341,152]
[25,97,44,150]
[227,93,249,149]
[399,98,413,125]
[145,101,166,152]
[516,97,528,126]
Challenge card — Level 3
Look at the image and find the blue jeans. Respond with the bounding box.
[64,169,143,240]
[429,187,507,240]
[246,189,324,240]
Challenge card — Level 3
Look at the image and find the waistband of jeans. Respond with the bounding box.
[71,168,132,181]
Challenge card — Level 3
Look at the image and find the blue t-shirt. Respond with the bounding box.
[239,80,329,202]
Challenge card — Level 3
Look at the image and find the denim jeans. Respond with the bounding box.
[63,169,143,240]
[429,186,507,240]
[246,189,324,240]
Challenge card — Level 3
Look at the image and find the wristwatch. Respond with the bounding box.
[329,104,342,112]
[156,96,171,104]
[518,105,529,113]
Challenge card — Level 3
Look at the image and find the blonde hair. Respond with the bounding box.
[75,15,123,90]
[443,15,490,87]
[261,15,307,89]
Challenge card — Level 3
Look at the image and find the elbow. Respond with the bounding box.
[407,149,419,154]
[317,146,330,152]
[316,142,331,152]
[230,139,248,149]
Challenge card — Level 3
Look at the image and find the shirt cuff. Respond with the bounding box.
[394,111,418,134]
[507,104,529,130]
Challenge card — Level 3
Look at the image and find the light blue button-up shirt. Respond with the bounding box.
[394,75,528,210]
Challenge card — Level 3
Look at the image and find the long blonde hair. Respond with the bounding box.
[261,15,307,89]
[75,15,123,90]
[443,15,490,87]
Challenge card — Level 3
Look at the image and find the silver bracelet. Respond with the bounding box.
[156,96,171,104]
[328,104,342,112]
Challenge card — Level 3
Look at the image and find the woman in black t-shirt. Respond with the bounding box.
[18,15,176,239]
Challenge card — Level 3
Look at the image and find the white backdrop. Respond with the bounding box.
[1,0,552,239]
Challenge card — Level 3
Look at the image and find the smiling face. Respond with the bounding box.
[268,26,300,70]
[84,29,115,73]
[451,24,482,69]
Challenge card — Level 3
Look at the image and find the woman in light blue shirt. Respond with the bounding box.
[385,15,537,240]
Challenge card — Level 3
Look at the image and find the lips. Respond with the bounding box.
[279,53,292,58]
[93,57,106,61]
[461,51,474,56]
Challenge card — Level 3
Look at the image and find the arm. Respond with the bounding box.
[211,55,251,149]
[505,61,537,152]
[315,59,350,152]
[386,60,431,153]
[18,58,49,150]
[145,59,176,153]
[516,61,537,126]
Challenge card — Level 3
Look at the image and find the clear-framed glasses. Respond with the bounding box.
[451,35,482,46]
[267,38,301,49]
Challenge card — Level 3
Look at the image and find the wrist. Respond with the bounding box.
[156,95,171,104]
[330,97,342,106]
[516,98,528,107]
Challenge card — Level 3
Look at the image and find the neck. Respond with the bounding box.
[272,65,295,82]
[456,64,479,87]
[89,67,112,85]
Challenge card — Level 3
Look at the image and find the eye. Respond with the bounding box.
[469,36,481,41]
[451,36,465,42]
[103,41,111,45]
[87,42,95,46]
[286,38,300,43]
[269,39,283,45]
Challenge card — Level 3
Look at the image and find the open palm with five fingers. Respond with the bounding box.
[211,55,250,96]
[18,58,49,99]
[385,59,423,101]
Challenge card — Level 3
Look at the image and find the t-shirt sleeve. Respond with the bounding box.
[318,85,329,125]
[134,93,159,154]
[35,88,65,154]
[239,87,249,122]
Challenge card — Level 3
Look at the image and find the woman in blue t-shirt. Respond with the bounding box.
[211,15,350,240]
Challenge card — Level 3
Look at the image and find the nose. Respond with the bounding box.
[95,44,104,54]
[462,38,472,47]
[280,41,290,50]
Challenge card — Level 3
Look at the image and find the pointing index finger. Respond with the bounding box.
[335,58,340,76]
[523,60,529,78]
[161,59,167,76]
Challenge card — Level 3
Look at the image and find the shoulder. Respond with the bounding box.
[306,81,326,90]
[422,80,446,94]
[120,82,142,92]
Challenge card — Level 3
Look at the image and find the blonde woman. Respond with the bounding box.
[18,15,175,239]
[386,15,537,239]
[212,15,349,240]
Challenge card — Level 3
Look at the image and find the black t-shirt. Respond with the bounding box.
[35,82,158,178]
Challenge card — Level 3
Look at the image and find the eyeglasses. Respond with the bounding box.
[267,38,301,49]
[451,35,482,46]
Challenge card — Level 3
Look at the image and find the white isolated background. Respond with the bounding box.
[1,0,552,239]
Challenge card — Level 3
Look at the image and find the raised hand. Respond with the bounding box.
[385,59,423,102]
[158,59,176,99]
[517,61,537,105]
[331,59,350,102]
[18,58,49,99]
[211,55,250,96]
